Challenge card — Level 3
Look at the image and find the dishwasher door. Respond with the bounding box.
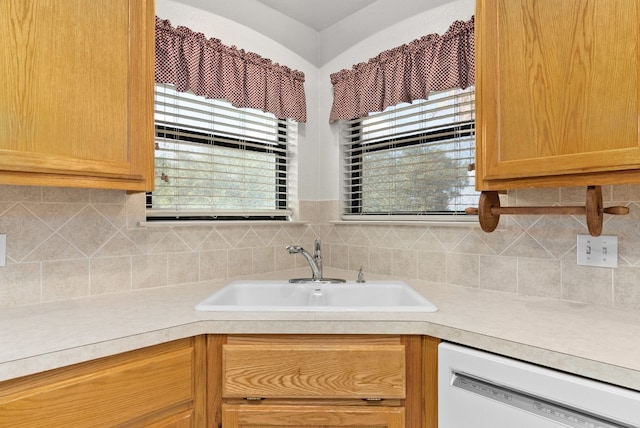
[438,342,640,428]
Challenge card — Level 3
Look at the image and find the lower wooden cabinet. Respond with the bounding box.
[0,337,206,428]
[0,334,438,427]
[208,334,439,428]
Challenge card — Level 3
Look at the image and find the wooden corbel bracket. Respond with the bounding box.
[465,186,629,237]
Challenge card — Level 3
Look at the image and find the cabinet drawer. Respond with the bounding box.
[222,403,405,427]
[222,341,406,399]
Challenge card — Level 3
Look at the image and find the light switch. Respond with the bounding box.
[576,234,617,268]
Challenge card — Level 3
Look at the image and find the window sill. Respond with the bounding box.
[139,220,307,227]
[334,215,478,227]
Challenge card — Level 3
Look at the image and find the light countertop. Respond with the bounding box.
[1,268,639,392]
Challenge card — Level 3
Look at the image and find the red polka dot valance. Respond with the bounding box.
[155,17,307,122]
[329,16,474,123]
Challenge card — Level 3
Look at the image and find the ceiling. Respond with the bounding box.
[255,0,378,31]
[167,0,460,66]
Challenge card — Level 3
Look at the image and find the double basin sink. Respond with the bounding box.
[195,280,438,312]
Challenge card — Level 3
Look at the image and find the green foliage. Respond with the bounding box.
[361,145,471,213]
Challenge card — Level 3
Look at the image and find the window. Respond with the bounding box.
[147,84,296,221]
[342,87,478,220]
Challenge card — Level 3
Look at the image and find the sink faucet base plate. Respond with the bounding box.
[288,278,346,284]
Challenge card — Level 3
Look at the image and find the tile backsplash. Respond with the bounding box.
[320,186,640,312]
[0,185,639,312]
[0,186,316,307]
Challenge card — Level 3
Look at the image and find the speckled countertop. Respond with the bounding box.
[1,268,639,392]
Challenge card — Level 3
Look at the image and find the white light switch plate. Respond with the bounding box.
[576,234,617,268]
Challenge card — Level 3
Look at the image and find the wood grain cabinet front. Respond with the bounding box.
[475,0,640,190]
[222,404,405,427]
[0,0,155,191]
[208,335,439,428]
[0,337,206,428]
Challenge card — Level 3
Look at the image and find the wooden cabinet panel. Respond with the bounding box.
[222,404,405,427]
[0,334,435,428]
[475,0,640,190]
[222,342,405,399]
[0,338,205,428]
[143,410,194,428]
[212,335,439,428]
[0,0,154,191]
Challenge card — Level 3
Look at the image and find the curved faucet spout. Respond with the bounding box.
[285,240,322,280]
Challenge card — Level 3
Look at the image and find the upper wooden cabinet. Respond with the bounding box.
[0,0,154,191]
[475,0,640,191]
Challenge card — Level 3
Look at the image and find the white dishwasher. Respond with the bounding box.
[438,342,640,428]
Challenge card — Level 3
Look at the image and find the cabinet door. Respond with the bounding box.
[0,338,206,428]
[475,0,640,190]
[0,0,154,191]
[222,404,405,428]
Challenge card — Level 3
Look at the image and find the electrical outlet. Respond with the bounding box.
[576,234,618,268]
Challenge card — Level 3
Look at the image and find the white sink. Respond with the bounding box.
[195,280,438,312]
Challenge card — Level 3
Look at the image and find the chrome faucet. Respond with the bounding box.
[286,239,345,283]
[286,238,323,280]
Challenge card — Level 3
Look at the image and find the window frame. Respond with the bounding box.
[146,84,296,222]
[341,87,478,222]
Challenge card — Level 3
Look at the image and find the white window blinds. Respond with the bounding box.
[148,84,295,220]
[342,87,478,219]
